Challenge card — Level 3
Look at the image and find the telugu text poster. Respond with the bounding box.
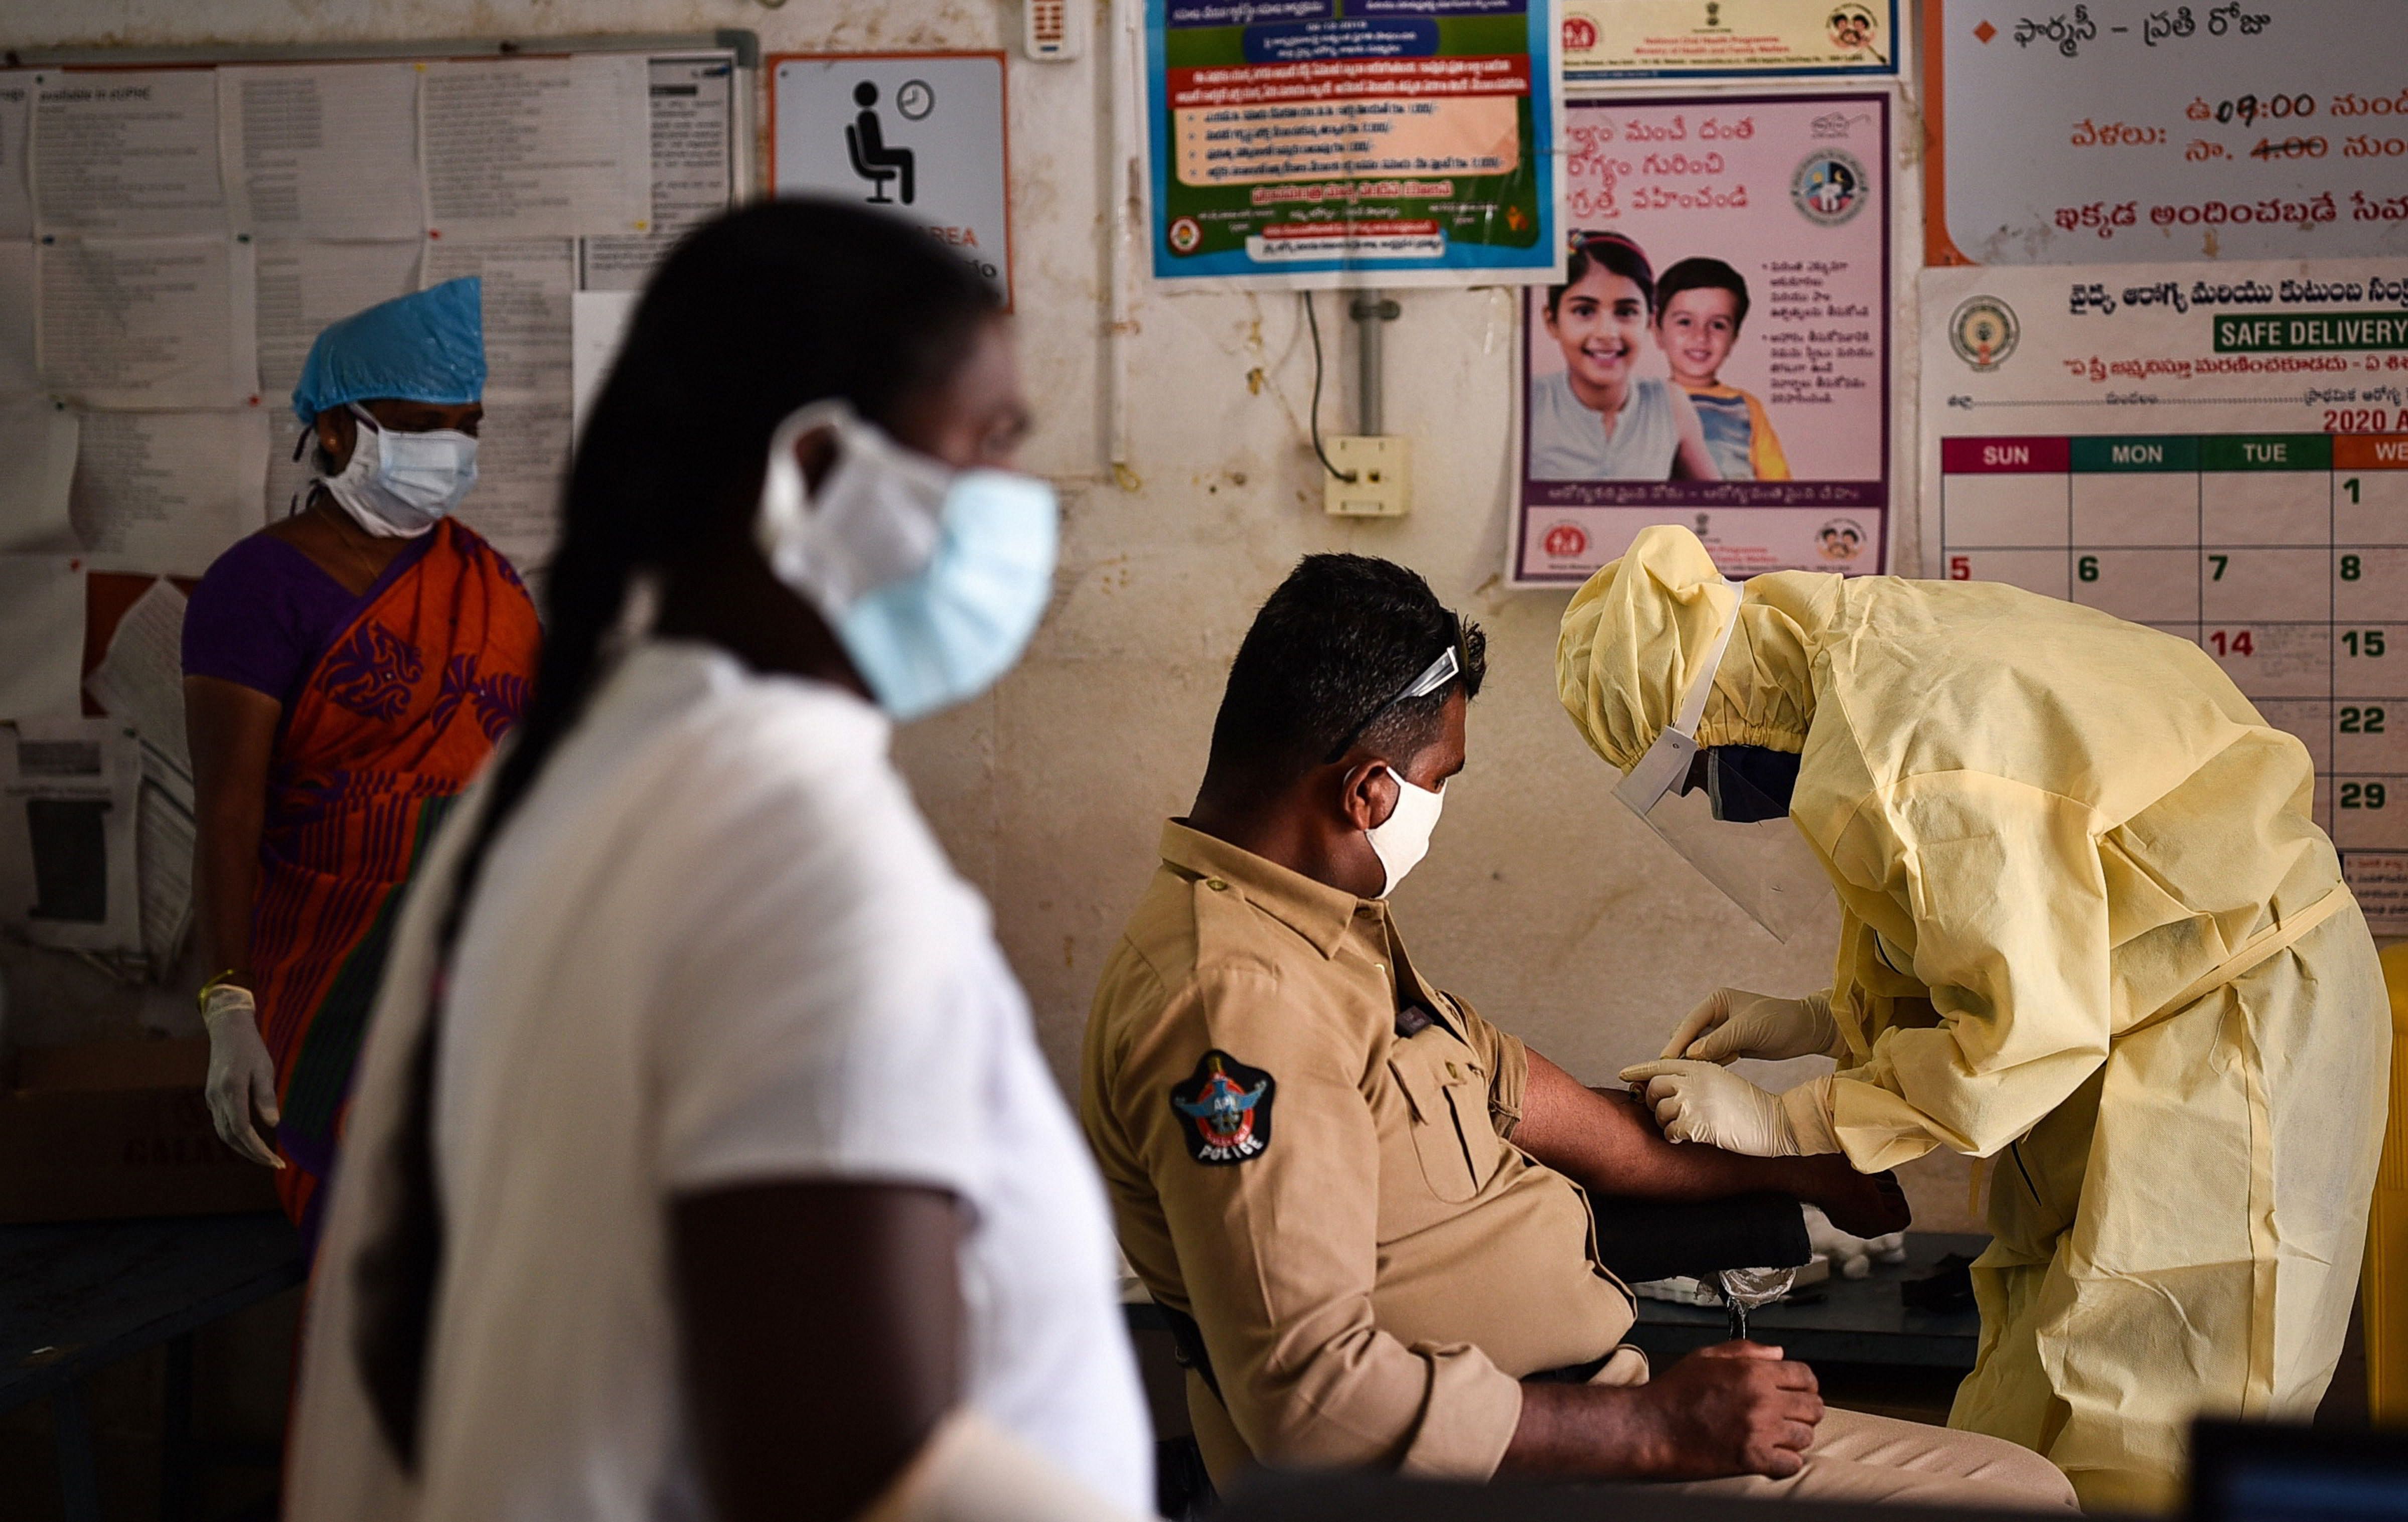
[1926,0,2408,264]
[1145,0,1562,288]
[1919,257,2408,928]
[1513,92,1890,585]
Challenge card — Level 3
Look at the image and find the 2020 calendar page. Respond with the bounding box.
[1922,260,2408,931]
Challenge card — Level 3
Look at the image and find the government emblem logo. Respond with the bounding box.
[1949,295,2019,371]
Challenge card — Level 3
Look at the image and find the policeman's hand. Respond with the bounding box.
[1661,988,1838,1063]
[1619,1059,1802,1155]
[1638,1341,1823,1479]
[201,985,283,1169]
[1799,1162,1912,1241]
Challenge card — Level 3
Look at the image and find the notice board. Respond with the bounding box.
[0,34,751,636]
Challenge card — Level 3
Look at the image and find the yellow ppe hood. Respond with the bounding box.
[1555,524,1827,770]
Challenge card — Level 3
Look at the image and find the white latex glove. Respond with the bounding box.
[1661,987,1839,1063]
[1802,1203,1907,1280]
[200,985,283,1169]
[1618,1061,1842,1157]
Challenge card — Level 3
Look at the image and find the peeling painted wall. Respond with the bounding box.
[3,0,1982,1228]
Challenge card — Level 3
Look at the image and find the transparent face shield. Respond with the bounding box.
[1610,584,1836,943]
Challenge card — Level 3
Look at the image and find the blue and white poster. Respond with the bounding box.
[1145,0,1564,288]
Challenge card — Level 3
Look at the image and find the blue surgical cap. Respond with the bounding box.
[290,277,486,423]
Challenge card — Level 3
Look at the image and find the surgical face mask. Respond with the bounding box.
[1367,770,1446,897]
[318,404,479,537]
[1706,745,1801,823]
[757,401,1058,722]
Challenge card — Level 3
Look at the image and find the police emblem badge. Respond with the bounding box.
[1170,1050,1276,1165]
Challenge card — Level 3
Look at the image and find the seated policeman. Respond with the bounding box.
[1081,554,2076,1507]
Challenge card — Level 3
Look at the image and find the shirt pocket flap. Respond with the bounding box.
[1388,1047,1486,1204]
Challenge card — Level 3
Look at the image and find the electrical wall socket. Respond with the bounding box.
[1323,435,1410,517]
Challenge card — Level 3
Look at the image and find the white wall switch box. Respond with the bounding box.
[1323,435,1411,517]
[1024,0,1085,59]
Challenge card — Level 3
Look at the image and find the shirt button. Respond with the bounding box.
[1205,878,1228,891]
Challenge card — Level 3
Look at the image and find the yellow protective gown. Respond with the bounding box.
[1558,526,2390,1511]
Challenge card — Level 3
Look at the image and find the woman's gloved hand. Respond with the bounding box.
[1618,1062,1842,1157]
[1802,1203,1908,1280]
[1661,988,1839,1063]
[200,985,284,1169]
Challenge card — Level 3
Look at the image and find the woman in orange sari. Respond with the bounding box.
[184,279,540,1250]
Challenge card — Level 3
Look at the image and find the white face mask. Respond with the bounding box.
[757,401,1059,722]
[1367,770,1447,897]
[317,404,479,537]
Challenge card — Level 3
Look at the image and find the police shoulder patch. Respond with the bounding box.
[1169,1048,1276,1166]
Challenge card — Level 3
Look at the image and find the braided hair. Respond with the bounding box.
[349,199,1000,1469]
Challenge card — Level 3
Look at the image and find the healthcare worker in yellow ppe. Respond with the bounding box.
[1561,525,2390,1512]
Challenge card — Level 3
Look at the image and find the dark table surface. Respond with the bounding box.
[1124,1230,1991,1371]
[0,1211,305,1413]
[1625,1230,1987,1369]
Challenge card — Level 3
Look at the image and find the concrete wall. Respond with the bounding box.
[2,0,1981,1229]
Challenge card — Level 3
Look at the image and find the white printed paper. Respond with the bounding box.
[0,555,86,722]
[570,289,636,438]
[255,239,421,403]
[264,435,314,523]
[37,236,259,409]
[453,395,571,573]
[221,62,423,241]
[136,775,194,971]
[0,405,79,553]
[83,576,191,781]
[421,55,651,242]
[69,409,269,575]
[0,715,144,954]
[0,242,38,398]
[422,238,572,401]
[425,239,576,570]
[0,71,34,238]
[579,54,736,292]
[32,70,228,238]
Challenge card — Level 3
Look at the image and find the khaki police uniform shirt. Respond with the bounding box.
[1080,823,1636,1482]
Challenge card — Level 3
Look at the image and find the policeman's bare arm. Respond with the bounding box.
[1515,1050,1908,1237]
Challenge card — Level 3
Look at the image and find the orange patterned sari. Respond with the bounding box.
[248,519,540,1246]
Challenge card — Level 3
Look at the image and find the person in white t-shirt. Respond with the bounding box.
[284,201,1154,1522]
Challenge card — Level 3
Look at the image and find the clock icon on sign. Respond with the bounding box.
[896,80,936,120]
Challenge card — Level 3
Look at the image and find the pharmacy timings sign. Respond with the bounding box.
[1145,0,1563,288]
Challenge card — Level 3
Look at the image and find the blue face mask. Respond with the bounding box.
[757,402,1059,722]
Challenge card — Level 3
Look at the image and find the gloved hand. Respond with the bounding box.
[1661,988,1839,1063]
[1619,1062,1841,1157]
[200,985,283,1169]
[1802,1203,1907,1280]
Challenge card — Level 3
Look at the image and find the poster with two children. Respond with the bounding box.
[1513,93,1892,584]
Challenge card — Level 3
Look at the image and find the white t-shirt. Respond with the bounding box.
[287,641,1153,1521]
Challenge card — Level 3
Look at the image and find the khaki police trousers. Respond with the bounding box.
[1666,1405,2078,1510]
